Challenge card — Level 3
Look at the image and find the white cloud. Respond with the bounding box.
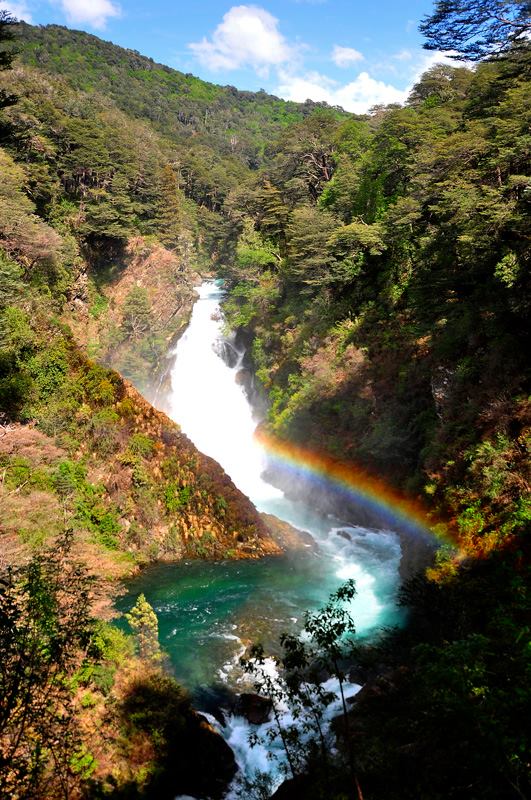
[394,48,413,61]
[188,8,468,114]
[58,0,120,29]
[188,5,298,76]
[331,45,364,67]
[277,69,407,113]
[4,1,32,22]
[409,49,468,83]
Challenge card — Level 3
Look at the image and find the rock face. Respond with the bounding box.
[115,381,283,562]
[182,713,238,799]
[213,337,240,368]
[68,235,199,404]
[396,530,438,581]
[261,513,318,553]
[233,693,273,725]
[0,376,282,604]
[271,775,314,799]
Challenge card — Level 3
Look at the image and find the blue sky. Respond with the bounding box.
[5,0,450,111]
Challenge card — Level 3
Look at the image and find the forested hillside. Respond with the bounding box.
[18,23,344,208]
[221,57,530,563]
[0,6,530,800]
[215,13,531,798]
[0,17,294,796]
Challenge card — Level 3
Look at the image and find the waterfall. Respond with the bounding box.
[164,280,402,796]
[168,281,283,506]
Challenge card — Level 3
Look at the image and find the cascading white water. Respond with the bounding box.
[167,280,402,796]
[168,281,283,505]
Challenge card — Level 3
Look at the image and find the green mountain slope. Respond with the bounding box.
[18,23,345,170]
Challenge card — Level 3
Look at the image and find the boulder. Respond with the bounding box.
[271,775,314,799]
[261,513,318,553]
[234,693,273,725]
[336,529,352,542]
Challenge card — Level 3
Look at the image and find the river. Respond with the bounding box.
[116,280,404,793]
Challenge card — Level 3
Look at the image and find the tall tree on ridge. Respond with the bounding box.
[420,1,531,62]
[0,9,17,113]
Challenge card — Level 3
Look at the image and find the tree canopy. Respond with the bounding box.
[420,0,531,62]
[0,9,17,111]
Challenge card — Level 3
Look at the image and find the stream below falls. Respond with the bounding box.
[116,280,405,795]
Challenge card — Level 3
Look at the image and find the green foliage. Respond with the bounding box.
[125,593,161,662]
[0,535,96,798]
[0,10,17,76]
[156,164,188,249]
[0,148,61,266]
[88,292,109,319]
[164,482,192,513]
[121,286,152,340]
[70,745,98,778]
[420,1,530,63]
[0,17,528,800]
[73,476,122,549]
[220,54,530,553]
[78,362,121,407]
[494,251,520,287]
[236,218,279,271]
[0,249,23,307]
[53,458,86,496]
[12,22,345,219]
[0,455,51,495]
[129,432,155,458]
[351,554,531,800]
[26,336,69,400]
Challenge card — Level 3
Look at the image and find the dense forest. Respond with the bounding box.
[217,11,531,796]
[222,52,530,561]
[0,3,530,799]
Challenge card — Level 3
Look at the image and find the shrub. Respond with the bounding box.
[164,482,192,513]
[129,432,155,458]
[88,408,121,455]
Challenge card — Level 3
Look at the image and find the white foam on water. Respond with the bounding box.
[217,634,247,683]
[166,281,403,796]
[219,671,362,798]
[168,282,401,635]
[168,282,283,505]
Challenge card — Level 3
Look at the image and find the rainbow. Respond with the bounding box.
[255,430,455,546]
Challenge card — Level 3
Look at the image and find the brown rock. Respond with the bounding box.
[261,513,318,552]
[234,693,273,725]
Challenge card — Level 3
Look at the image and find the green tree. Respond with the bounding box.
[126,593,161,662]
[0,535,95,798]
[256,181,290,258]
[284,205,339,288]
[0,148,61,267]
[0,249,23,308]
[156,163,187,249]
[121,285,153,340]
[81,173,135,242]
[420,1,531,62]
[0,9,17,112]
[272,111,339,202]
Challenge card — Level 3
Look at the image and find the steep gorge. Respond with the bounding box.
[0,13,529,800]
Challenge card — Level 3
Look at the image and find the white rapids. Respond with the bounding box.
[167,280,402,796]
